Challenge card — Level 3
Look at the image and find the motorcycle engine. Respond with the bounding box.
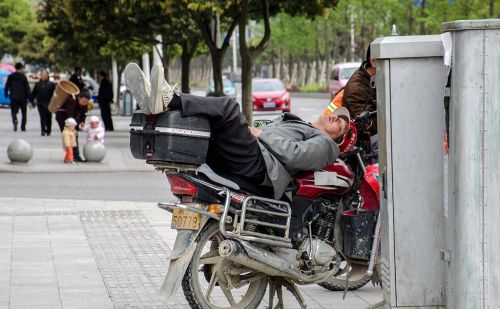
[299,238,337,268]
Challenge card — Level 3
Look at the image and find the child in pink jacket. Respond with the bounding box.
[79,115,105,143]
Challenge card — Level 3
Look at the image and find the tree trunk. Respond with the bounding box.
[324,23,331,85]
[240,51,254,123]
[238,0,271,123]
[271,50,276,78]
[210,52,224,95]
[279,49,286,82]
[419,0,426,34]
[180,42,197,94]
[490,0,495,17]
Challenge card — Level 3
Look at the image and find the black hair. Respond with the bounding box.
[97,70,107,78]
[15,63,23,70]
[79,90,91,99]
[74,67,82,72]
[364,45,372,68]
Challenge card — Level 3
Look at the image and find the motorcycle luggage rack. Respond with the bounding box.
[220,188,293,248]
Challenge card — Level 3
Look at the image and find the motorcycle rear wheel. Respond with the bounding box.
[318,262,371,291]
[182,222,268,309]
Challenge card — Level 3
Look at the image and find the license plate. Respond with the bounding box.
[263,102,276,108]
[171,208,201,230]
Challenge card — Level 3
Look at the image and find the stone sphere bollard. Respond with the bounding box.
[7,139,33,163]
[83,141,106,162]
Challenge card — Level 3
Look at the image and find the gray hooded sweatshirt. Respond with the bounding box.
[257,113,340,199]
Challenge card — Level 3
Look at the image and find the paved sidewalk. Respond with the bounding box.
[0,107,149,173]
[0,197,383,309]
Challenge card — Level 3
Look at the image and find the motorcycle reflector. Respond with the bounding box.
[167,175,198,196]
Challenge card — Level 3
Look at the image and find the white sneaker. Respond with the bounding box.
[124,63,152,114]
[150,65,178,114]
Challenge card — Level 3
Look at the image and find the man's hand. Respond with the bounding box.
[249,127,262,138]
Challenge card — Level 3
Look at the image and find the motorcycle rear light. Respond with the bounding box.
[167,175,198,195]
[145,114,157,123]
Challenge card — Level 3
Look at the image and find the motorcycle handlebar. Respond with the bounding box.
[354,110,377,122]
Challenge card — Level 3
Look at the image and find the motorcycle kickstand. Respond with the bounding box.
[342,261,351,300]
[267,277,307,309]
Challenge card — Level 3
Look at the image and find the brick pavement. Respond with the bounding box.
[0,197,383,309]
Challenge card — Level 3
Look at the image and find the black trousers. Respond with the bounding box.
[99,101,114,131]
[37,104,52,134]
[10,99,27,129]
[173,94,268,189]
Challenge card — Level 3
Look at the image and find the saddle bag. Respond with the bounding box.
[129,110,210,165]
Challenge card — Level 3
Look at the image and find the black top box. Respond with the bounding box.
[130,110,211,165]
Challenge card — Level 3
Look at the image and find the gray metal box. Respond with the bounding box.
[442,19,500,309]
[372,35,446,308]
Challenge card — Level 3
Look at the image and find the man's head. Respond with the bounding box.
[313,107,350,140]
[74,67,82,76]
[15,63,24,71]
[364,45,376,75]
[40,69,49,81]
[97,70,107,81]
[78,90,91,107]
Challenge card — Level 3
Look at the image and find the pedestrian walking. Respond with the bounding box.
[69,67,85,91]
[96,70,114,131]
[4,63,30,131]
[30,69,55,136]
[56,90,90,162]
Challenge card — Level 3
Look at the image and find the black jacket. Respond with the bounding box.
[69,74,85,90]
[30,80,56,106]
[97,78,113,104]
[5,72,30,101]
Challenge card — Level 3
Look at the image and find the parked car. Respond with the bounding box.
[206,77,236,98]
[329,62,360,96]
[252,78,290,112]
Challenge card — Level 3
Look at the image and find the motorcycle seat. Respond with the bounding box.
[196,164,240,190]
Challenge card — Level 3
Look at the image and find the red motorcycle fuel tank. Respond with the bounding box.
[294,159,354,199]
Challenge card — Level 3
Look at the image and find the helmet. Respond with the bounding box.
[338,119,357,154]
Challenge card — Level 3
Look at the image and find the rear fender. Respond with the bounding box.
[158,217,209,300]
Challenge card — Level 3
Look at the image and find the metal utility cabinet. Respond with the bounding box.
[442,19,500,309]
[372,35,447,308]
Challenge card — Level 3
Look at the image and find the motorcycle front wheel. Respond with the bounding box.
[182,222,268,309]
[318,262,371,291]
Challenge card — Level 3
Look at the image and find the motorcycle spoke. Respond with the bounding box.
[205,268,218,300]
[218,279,237,306]
[199,250,223,265]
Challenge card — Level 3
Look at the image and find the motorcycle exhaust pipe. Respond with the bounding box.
[219,239,333,284]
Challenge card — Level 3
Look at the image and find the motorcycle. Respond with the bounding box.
[153,111,380,309]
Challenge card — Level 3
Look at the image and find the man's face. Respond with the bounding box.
[79,97,89,107]
[75,69,82,76]
[40,71,49,81]
[319,114,349,139]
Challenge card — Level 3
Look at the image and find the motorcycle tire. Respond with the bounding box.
[318,263,371,291]
[181,222,268,309]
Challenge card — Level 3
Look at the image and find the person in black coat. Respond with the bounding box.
[30,70,55,136]
[97,70,114,131]
[69,67,85,91]
[4,63,31,131]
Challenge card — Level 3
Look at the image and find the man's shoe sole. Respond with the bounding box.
[124,63,151,114]
[149,65,165,114]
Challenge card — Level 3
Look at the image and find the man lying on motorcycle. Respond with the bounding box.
[124,63,350,200]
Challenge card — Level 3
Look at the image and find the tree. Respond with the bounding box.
[0,0,37,56]
[183,1,240,96]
